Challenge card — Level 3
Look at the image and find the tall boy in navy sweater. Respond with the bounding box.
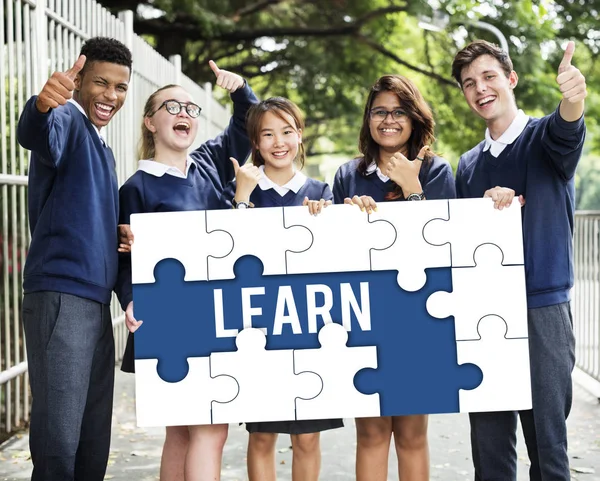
[451,40,587,480]
[17,37,132,481]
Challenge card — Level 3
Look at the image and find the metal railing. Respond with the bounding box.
[573,212,600,386]
[0,0,230,439]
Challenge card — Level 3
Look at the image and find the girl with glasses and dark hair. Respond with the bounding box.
[114,61,258,481]
[332,74,456,481]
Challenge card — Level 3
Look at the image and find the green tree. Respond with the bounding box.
[97,0,600,187]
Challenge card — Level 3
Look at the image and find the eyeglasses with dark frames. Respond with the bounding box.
[369,108,409,122]
[151,99,202,118]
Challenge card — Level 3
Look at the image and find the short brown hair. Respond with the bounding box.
[246,97,306,169]
[451,40,513,88]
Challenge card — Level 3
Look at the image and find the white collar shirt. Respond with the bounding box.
[366,161,390,183]
[483,109,529,157]
[137,157,193,178]
[257,165,307,197]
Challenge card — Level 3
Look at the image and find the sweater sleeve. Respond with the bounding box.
[423,157,456,200]
[541,107,586,181]
[17,96,75,168]
[455,157,467,199]
[322,183,334,202]
[114,179,146,311]
[190,82,259,188]
[332,165,348,204]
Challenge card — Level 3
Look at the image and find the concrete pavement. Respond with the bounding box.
[1,368,599,480]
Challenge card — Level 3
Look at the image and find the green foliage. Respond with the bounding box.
[97,0,600,205]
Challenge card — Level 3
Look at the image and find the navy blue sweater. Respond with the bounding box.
[456,108,586,308]
[333,155,456,204]
[17,99,119,304]
[249,178,333,207]
[116,82,259,309]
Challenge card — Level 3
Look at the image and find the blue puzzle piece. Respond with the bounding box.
[134,255,482,414]
[349,268,483,415]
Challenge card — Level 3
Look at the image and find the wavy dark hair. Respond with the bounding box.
[357,75,436,200]
[246,97,306,169]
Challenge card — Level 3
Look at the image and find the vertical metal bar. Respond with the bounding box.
[0,0,7,437]
[13,0,25,431]
[23,0,32,422]
[4,0,16,434]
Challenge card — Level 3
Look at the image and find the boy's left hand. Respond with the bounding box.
[209,60,245,93]
[303,197,332,216]
[118,224,134,253]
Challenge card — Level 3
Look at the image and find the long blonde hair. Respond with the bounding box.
[138,84,179,159]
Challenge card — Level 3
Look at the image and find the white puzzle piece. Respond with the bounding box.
[284,204,394,275]
[294,323,380,420]
[457,315,531,413]
[131,211,232,284]
[424,197,524,268]
[369,200,451,292]
[210,328,322,424]
[134,357,238,427]
[206,207,311,280]
[426,244,528,340]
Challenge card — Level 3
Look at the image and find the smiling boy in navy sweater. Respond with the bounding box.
[452,40,587,480]
[17,37,132,481]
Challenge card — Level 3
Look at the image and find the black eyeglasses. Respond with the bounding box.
[369,108,409,122]
[151,99,202,118]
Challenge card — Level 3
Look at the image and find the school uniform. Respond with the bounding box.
[332,155,456,203]
[17,97,118,481]
[456,108,585,480]
[115,82,258,372]
[242,167,344,434]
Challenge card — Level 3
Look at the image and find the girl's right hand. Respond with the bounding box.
[125,301,143,333]
[303,197,332,216]
[231,157,262,204]
[344,195,377,214]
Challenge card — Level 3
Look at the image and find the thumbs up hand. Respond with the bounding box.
[231,157,262,205]
[35,55,86,113]
[556,41,587,120]
[209,60,245,93]
[557,41,586,102]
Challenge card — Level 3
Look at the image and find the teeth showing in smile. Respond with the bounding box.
[95,103,114,119]
[380,128,399,133]
[272,151,288,158]
[478,96,495,106]
[174,121,190,133]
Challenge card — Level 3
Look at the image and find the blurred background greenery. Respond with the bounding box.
[98,0,600,208]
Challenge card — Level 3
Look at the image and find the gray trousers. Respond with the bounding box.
[469,302,576,481]
[22,291,115,481]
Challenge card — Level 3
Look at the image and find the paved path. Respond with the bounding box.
[1,369,599,480]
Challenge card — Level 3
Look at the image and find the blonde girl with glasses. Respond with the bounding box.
[115,61,258,481]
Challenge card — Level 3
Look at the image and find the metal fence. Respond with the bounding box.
[573,212,600,385]
[0,0,230,439]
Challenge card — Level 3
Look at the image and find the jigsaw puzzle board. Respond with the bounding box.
[130,198,531,427]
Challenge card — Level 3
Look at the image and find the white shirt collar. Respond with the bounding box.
[483,109,529,157]
[67,98,106,146]
[137,157,193,179]
[366,161,390,183]
[258,165,307,196]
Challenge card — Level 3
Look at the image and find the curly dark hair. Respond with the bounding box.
[80,37,132,74]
